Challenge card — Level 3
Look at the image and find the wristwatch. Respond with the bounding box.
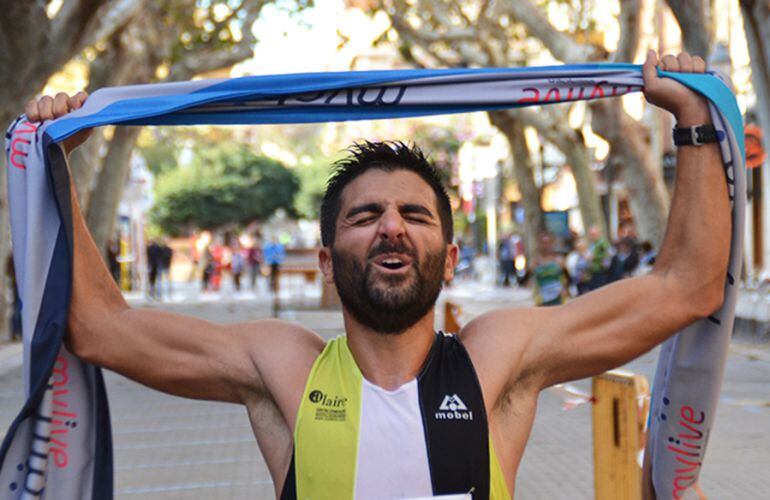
[672,124,720,146]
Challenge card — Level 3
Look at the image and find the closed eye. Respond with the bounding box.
[353,215,378,225]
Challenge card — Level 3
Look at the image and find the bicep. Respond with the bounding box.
[75,309,296,404]
[466,273,702,395]
[527,273,702,388]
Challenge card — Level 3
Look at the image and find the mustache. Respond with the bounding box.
[367,241,417,261]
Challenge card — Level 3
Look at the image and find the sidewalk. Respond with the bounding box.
[0,340,22,377]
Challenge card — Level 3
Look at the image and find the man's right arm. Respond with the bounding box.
[28,94,324,406]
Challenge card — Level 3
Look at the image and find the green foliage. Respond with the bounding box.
[138,129,183,177]
[151,142,299,235]
[294,157,334,220]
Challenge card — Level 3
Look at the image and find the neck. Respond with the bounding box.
[343,309,436,391]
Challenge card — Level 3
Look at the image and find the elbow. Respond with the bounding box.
[689,283,725,320]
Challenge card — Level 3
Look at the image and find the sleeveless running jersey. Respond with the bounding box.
[280,332,510,499]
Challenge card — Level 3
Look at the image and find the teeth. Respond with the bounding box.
[383,259,402,264]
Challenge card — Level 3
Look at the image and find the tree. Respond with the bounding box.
[379,0,673,248]
[81,0,306,253]
[151,143,299,234]
[0,0,148,339]
[740,0,770,175]
[379,0,608,254]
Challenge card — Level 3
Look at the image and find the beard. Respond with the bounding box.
[331,240,446,335]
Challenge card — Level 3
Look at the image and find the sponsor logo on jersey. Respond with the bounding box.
[308,389,348,422]
[435,394,473,421]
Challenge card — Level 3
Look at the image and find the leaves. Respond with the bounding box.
[150,141,300,235]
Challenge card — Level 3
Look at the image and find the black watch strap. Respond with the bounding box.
[673,124,719,146]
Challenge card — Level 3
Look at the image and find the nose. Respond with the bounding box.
[378,207,406,241]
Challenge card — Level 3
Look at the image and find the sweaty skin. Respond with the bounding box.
[25,51,729,498]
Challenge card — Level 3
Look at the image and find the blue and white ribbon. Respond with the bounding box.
[1,64,744,499]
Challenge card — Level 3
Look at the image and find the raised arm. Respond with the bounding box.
[463,51,730,394]
[25,94,323,407]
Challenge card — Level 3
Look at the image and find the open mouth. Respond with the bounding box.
[380,258,407,270]
[373,254,413,272]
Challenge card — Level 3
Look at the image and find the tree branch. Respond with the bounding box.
[169,0,266,79]
[79,0,147,51]
[664,0,711,57]
[498,0,600,62]
[612,0,642,62]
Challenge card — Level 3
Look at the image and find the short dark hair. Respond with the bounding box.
[320,141,453,247]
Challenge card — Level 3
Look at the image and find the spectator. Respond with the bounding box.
[566,237,592,296]
[201,246,214,292]
[146,240,163,299]
[231,242,245,292]
[532,233,568,306]
[498,233,515,287]
[609,237,639,282]
[247,236,263,291]
[263,238,286,292]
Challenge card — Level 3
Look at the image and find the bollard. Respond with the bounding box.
[444,301,463,333]
[592,370,649,500]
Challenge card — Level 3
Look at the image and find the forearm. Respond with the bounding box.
[652,104,730,315]
[66,158,130,357]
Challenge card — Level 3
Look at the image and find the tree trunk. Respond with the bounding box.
[86,127,141,253]
[489,111,544,257]
[741,0,770,162]
[0,110,13,341]
[665,0,712,58]
[591,100,670,246]
[506,108,607,237]
[563,132,607,235]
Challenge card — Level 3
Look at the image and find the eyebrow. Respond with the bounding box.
[345,203,384,218]
[399,203,434,218]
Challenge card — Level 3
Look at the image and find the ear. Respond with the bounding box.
[318,247,335,284]
[443,243,459,282]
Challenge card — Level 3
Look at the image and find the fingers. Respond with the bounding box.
[657,51,707,74]
[692,55,706,73]
[69,91,88,111]
[661,54,679,72]
[23,91,88,123]
[677,52,693,72]
[642,49,659,86]
[37,96,54,121]
[52,93,69,117]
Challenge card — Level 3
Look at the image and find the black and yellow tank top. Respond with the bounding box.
[280,332,509,499]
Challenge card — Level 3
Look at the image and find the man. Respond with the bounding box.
[586,224,613,291]
[531,232,568,306]
[26,51,728,498]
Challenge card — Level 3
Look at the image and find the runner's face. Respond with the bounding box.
[326,169,452,334]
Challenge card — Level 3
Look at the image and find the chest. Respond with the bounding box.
[283,334,506,499]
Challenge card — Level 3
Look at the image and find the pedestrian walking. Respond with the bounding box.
[146,240,163,299]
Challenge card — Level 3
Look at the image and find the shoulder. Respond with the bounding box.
[458,307,546,406]
[233,319,325,361]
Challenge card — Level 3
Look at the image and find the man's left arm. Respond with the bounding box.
[463,51,730,393]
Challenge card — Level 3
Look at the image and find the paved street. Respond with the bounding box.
[1,280,770,499]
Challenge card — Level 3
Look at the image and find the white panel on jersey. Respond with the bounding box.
[354,379,433,499]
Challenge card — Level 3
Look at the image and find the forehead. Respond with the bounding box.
[339,169,438,212]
